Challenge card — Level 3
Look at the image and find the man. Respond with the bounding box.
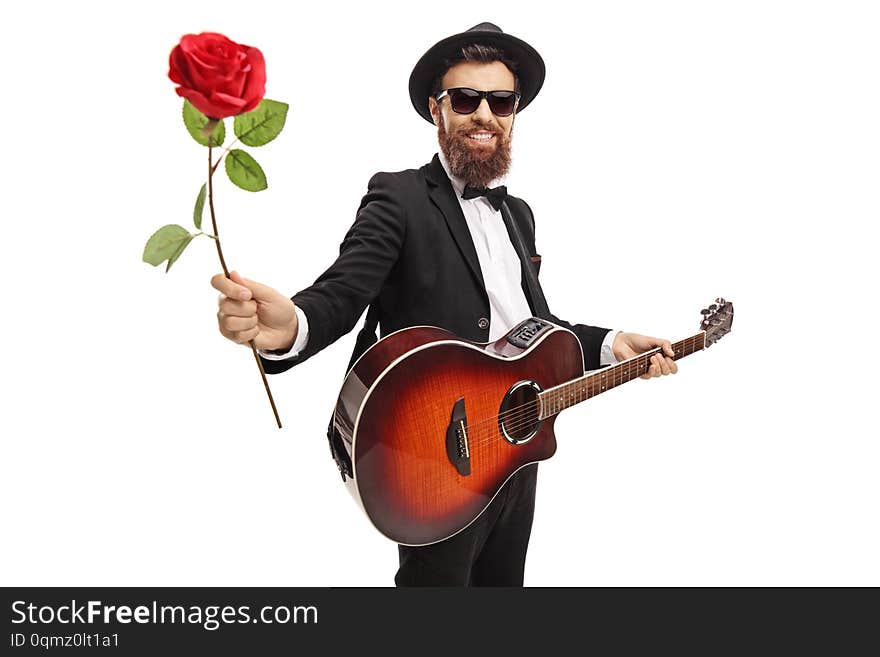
[211,23,678,586]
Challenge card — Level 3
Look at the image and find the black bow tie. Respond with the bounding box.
[461,184,508,211]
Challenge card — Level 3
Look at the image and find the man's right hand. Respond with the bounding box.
[212,271,298,351]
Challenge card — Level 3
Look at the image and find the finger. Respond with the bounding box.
[211,272,252,301]
[229,271,275,301]
[217,313,233,340]
[216,311,257,340]
[224,315,258,332]
[232,326,260,344]
[641,356,659,379]
[637,335,662,351]
[217,314,245,343]
[218,298,258,318]
[657,354,671,375]
[667,357,678,374]
[662,340,675,358]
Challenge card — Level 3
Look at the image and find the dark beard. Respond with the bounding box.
[437,112,513,187]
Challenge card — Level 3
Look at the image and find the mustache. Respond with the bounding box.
[454,122,502,136]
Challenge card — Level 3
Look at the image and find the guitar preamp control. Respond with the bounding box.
[506,318,551,349]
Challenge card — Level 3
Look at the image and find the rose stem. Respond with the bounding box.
[208,132,283,429]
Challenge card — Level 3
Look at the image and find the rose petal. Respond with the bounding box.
[181,34,224,74]
[168,45,193,86]
[188,33,236,66]
[174,35,223,91]
[175,87,233,120]
[222,69,247,98]
[210,91,248,114]
[240,46,266,112]
[175,87,213,117]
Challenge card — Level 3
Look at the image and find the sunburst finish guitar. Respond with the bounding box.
[327,299,734,545]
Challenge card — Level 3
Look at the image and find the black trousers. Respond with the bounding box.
[394,463,538,586]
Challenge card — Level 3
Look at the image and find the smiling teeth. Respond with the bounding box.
[469,134,493,140]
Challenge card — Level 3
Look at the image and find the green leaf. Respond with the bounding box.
[143,224,194,272]
[193,183,207,230]
[234,99,289,147]
[165,234,194,272]
[225,149,267,191]
[182,100,225,147]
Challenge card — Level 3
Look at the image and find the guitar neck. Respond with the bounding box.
[537,332,706,419]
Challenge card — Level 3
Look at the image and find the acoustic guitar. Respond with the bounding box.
[327,298,734,545]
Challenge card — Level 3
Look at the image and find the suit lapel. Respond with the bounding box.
[424,154,485,292]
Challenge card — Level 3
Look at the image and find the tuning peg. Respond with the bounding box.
[716,297,726,305]
[709,304,718,312]
[701,308,711,316]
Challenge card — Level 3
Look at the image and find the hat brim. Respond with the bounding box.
[408,28,545,124]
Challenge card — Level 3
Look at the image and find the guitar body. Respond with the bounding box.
[330,319,583,546]
[328,298,733,547]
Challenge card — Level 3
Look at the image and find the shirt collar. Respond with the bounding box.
[437,150,508,199]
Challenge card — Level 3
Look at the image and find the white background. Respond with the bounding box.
[1,1,877,586]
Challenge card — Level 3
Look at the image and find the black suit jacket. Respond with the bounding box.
[260,153,611,375]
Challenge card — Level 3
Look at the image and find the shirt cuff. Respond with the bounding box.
[599,329,621,366]
[258,305,309,361]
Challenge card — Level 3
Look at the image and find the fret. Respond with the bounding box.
[538,332,706,419]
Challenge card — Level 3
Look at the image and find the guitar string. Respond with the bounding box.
[454,336,701,451]
[387,397,573,491]
[459,348,660,435]
[408,337,705,496]
[469,335,702,443]
[357,336,700,492]
[446,334,718,497]
[390,334,698,449]
[389,339,704,497]
[437,360,641,453]
[436,359,655,456]
[457,349,664,442]
[457,334,699,438]
[473,333,700,435]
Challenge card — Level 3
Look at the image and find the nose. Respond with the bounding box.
[472,96,494,123]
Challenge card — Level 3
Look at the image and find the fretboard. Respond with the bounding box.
[538,332,706,418]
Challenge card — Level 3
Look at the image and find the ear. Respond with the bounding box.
[428,96,440,127]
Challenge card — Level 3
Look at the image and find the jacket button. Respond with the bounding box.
[477,317,489,330]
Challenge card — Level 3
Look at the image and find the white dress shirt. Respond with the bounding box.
[261,152,620,365]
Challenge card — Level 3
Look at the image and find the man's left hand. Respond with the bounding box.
[612,332,678,379]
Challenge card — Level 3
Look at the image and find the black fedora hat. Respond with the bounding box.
[408,22,546,124]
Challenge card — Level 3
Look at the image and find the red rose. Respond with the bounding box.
[168,32,266,119]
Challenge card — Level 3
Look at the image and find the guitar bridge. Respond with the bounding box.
[445,397,471,476]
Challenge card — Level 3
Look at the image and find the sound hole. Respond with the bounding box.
[498,380,542,445]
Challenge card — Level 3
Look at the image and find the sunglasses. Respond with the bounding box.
[434,87,521,117]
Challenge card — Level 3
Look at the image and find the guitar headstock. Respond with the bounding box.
[700,297,734,347]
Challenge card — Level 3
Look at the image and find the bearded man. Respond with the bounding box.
[212,23,678,586]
